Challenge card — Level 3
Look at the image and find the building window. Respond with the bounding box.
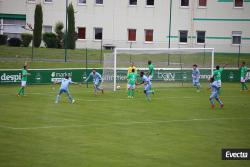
[181,0,189,7]
[78,0,86,5]
[196,31,206,44]
[234,0,243,7]
[128,29,136,41]
[232,31,242,45]
[129,0,137,5]
[198,0,207,7]
[78,27,86,39]
[94,27,102,40]
[145,29,153,42]
[2,19,26,38]
[43,25,52,33]
[179,30,188,43]
[96,0,103,5]
[146,0,154,6]
[44,0,53,3]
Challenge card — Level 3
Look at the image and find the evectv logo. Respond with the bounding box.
[0,73,21,82]
[158,71,175,81]
[222,149,250,160]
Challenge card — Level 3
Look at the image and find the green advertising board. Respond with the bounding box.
[0,68,248,85]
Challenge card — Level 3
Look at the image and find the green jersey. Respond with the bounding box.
[148,64,154,76]
[21,69,28,81]
[127,73,137,85]
[240,66,248,78]
[213,68,224,81]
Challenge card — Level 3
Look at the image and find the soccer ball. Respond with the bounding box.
[116,85,121,89]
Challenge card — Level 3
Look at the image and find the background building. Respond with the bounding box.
[0,0,250,53]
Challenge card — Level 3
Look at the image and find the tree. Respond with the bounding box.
[55,22,64,48]
[67,3,76,49]
[33,4,43,48]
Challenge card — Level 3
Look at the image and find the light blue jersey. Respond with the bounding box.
[209,82,223,106]
[60,78,72,90]
[192,68,200,79]
[210,83,219,99]
[86,72,102,85]
[142,75,152,91]
[192,68,200,88]
[55,78,74,104]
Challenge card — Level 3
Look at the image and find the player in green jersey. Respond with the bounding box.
[17,65,30,96]
[213,64,227,94]
[148,60,154,79]
[239,62,248,91]
[127,69,137,98]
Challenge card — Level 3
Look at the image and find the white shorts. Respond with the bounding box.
[21,81,27,87]
[128,84,135,89]
[144,84,151,91]
[214,80,222,88]
[241,77,246,83]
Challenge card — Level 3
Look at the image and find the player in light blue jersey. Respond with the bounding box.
[208,77,224,109]
[137,71,154,101]
[55,75,76,104]
[192,64,200,92]
[85,69,104,96]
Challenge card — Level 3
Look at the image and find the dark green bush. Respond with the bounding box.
[21,33,33,47]
[8,38,22,47]
[0,34,8,45]
[43,32,58,48]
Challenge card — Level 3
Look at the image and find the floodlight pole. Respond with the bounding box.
[64,0,68,62]
[167,0,173,66]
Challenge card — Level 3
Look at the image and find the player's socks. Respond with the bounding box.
[244,83,248,90]
[215,98,223,105]
[209,98,214,105]
[131,90,134,97]
[21,88,25,95]
[241,83,245,90]
[17,87,22,95]
[146,92,151,101]
[55,95,60,103]
[128,89,131,97]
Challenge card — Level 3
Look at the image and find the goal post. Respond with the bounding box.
[102,48,215,91]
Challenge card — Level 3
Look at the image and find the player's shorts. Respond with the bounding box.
[59,89,69,95]
[241,77,246,83]
[210,92,219,99]
[213,80,222,88]
[21,81,27,87]
[192,78,200,86]
[144,84,151,91]
[128,84,135,89]
[149,75,153,80]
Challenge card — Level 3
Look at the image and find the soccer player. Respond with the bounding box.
[127,68,137,98]
[208,77,224,109]
[17,65,30,96]
[85,69,104,96]
[213,64,226,93]
[148,60,154,79]
[239,61,248,91]
[192,64,200,92]
[127,62,137,75]
[55,75,76,104]
[137,71,154,101]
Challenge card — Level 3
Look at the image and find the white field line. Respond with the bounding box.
[0,92,248,102]
[1,117,250,130]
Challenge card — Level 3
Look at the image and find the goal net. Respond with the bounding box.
[102,48,215,91]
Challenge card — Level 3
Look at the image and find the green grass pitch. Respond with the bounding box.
[0,83,250,167]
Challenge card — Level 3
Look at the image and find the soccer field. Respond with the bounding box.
[0,84,250,167]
